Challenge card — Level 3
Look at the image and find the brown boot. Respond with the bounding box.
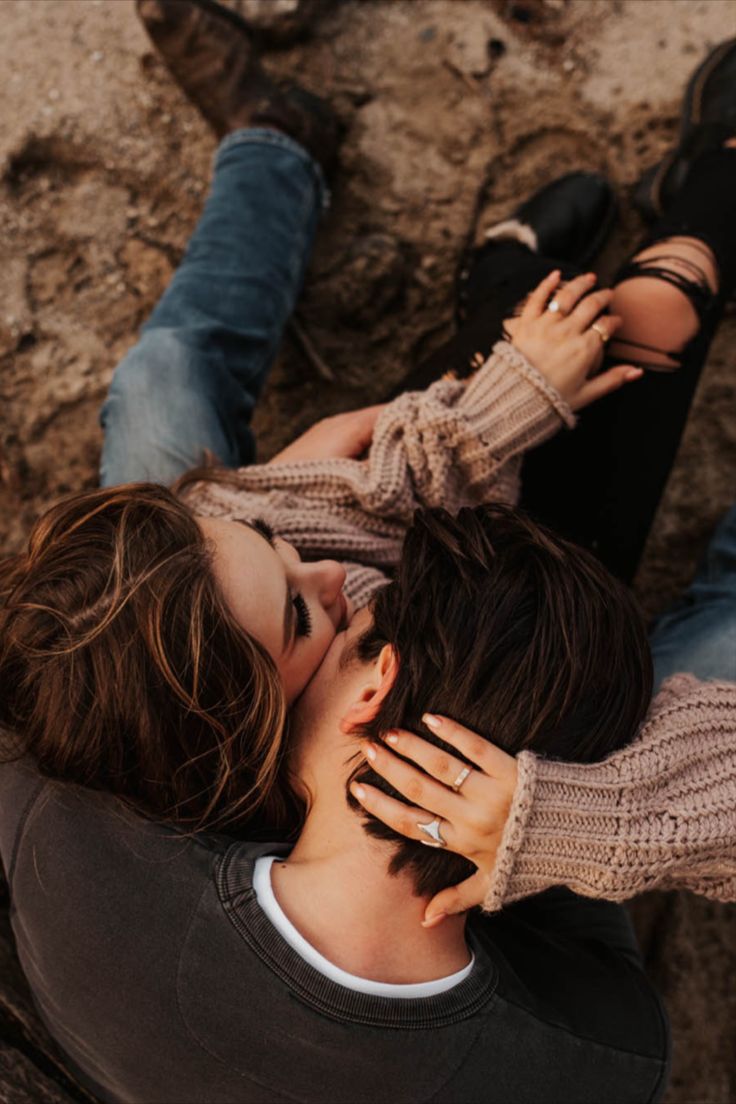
[136,0,342,177]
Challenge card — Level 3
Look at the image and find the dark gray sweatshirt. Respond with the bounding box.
[0,758,669,1104]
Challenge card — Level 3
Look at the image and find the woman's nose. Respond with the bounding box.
[305,559,346,607]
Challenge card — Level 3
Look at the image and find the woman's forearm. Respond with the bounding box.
[364,340,574,520]
[484,675,736,911]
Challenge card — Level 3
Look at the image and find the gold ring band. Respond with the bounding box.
[451,766,472,793]
[591,321,609,344]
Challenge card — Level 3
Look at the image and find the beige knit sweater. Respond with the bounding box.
[185,340,574,610]
[185,339,736,912]
[484,674,736,911]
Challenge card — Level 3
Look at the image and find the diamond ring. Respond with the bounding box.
[416,817,447,848]
[546,298,564,314]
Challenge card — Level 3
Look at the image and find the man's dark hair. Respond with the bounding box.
[347,504,653,897]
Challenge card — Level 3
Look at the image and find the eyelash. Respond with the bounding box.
[293,593,312,639]
[249,516,310,640]
[251,516,275,544]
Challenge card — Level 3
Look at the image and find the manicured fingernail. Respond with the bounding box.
[625,368,643,380]
[386,731,398,745]
[423,713,441,730]
[422,912,447,928]
[363,742,377,761]
[351,783,366,800]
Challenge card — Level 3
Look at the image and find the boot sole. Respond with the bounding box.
[634,36,736,220]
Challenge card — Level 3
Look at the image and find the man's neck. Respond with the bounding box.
[269,801,470,984]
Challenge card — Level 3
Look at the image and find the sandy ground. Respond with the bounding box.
[0,0,735,1099]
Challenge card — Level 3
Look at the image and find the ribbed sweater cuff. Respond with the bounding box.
[482,751,540,911]
[483,676,736,911]
[483,751,635,910]
[460,341,576,453]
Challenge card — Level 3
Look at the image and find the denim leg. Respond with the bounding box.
[650,503,736,691]
[99,128,326,487]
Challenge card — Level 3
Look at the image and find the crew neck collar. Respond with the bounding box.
[217,841,497,1028]
[253,854,475,998]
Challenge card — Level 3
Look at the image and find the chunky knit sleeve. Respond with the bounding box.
[361,340,575,517]
[184,340,574,571]
[483,675,736,911]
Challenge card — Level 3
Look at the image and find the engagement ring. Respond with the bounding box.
[417,817,447,848]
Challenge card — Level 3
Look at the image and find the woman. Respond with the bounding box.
[1,2,734,849]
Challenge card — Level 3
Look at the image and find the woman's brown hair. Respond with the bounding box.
[349,504,653,897]
[0,483,293,835]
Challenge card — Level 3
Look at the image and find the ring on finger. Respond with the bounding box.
[546,297,565,315]
[590,321,609,344]
[417,816,447,848]
[451,766,472,793]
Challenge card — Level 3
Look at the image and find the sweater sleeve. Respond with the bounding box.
[484,675,736,911]
[182,340,574,569]
[351,340,575,519]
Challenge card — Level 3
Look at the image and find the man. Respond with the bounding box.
[0,505,669,1103]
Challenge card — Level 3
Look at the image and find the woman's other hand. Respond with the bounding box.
[351,714,518,926]
[507,270,643,411]
[268,405,387,465]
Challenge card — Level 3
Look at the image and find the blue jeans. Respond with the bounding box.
[650,503,736,690]
[99,128,326,486]
[99,126,735,693]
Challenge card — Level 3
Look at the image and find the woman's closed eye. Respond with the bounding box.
[251,516,275,545]
[293,592,312,638]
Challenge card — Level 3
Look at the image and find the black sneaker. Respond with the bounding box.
[457,171,616,321]
[634,36,736,220]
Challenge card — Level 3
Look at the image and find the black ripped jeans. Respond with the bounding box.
[394,148,736,583]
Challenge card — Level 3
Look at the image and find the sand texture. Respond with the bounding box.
[0,0,735,1100]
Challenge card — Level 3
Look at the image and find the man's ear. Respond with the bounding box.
[339,645,399,734]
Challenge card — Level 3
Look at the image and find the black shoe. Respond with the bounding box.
[137,0,342,178]
[634,36,736,220]
[456,171,616,321]
[503,171,616,267]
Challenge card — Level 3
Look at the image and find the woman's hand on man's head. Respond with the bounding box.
[351,715,519,926]
[507,270,643,411]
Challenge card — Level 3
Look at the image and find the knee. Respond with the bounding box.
[652,617,736,687]
[103,331,193,418]
[99,332,227,487]
[608,277,699,369]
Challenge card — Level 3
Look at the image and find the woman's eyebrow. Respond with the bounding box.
[233,518,294,651]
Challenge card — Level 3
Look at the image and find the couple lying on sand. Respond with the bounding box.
[1,4,735,1101]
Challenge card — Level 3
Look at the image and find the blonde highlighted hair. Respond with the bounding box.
[0,483,296,835]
